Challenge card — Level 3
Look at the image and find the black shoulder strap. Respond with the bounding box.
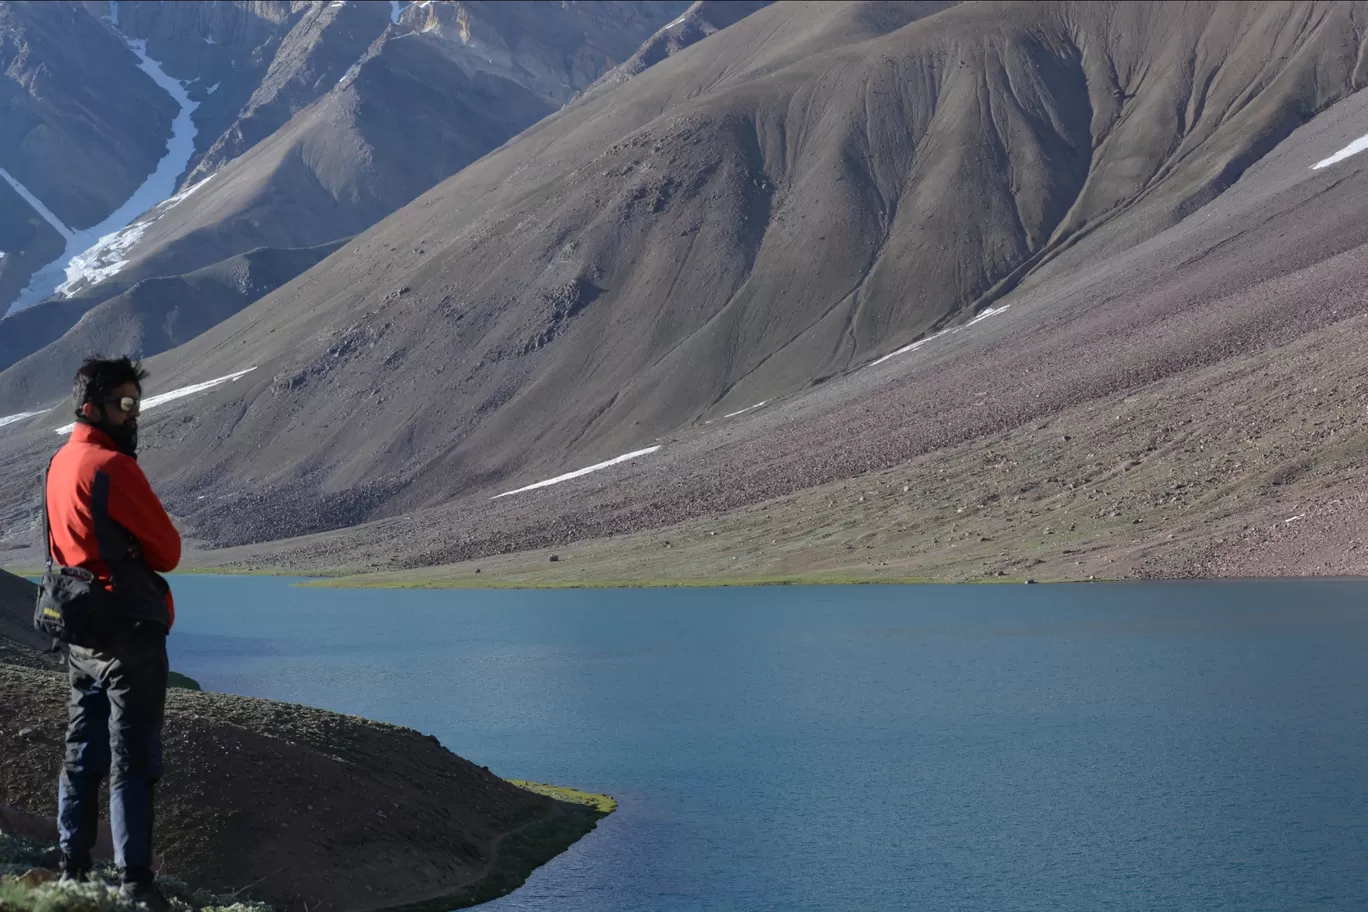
[41,453,58,572]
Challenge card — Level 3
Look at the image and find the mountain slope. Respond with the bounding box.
[572,0,772,102]
[172,71,1368,575]
[0,0,180,309]
[0,241,346,409]
[98,0,693,296]
[0,0,693,404]
[102,0,1368,546]
[103,0,309,169]
[177,0,395,182]
[72,25,559,299]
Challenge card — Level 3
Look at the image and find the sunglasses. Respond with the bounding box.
[97,395,141,414]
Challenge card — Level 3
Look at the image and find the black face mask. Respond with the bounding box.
[78,414,138,458]
[105,420,138,458]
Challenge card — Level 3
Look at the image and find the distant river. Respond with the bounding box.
[168,578,1368,911]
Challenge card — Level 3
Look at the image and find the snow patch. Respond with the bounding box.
[493,446,663,499]
[0,169,75,240]
[666,11,690,29]
[4,36,200,314]
[54,223,151,293]
[204,35,215,45]
[723,400,769,419]
[0,409,49,430]
[56,368,256,435]
[389,0,406,23]
[965,303,1010,327]
[205,82,220,95]
[869,330,948,367]
[338,51,367,85]
[1312,134,1368,170]
[52,173,215,299]
[107,0,118,26]
[159,173,217,209]
[869,305,1010,367]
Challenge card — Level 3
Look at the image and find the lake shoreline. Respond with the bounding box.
[14,561,1368,591]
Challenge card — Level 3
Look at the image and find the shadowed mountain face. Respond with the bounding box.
[0,1,180,309]
[0,242,346,409]
[0,0,692,398]
[81,0,1367,547]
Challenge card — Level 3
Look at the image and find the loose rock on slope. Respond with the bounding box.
[91,0,1368,548]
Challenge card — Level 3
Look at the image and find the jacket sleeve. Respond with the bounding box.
[105,456,182,572]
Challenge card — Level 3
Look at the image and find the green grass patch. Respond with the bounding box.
[303,573,952,590]
[505,780,617,815]
[0,878,272,912]
[168,567,336,578]
[1,835,269,912]
[0,567,42,580]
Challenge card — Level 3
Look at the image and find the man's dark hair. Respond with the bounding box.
[72,356,149,413]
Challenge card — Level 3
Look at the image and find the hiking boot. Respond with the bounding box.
[118,881,172,912]
[57,853,90,883]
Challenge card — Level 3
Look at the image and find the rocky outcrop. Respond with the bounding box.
[579,0,770,102]
[403,0,691,108]
[181,0,391,181]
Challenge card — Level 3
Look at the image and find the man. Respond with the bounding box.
[45,356,180,910]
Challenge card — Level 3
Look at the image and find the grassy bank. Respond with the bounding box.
[506,781,617,814]
[303,572,952,590]
[0,876,271,912]
[0,833,270,912]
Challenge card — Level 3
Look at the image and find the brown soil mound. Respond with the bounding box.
[0,662,606,912]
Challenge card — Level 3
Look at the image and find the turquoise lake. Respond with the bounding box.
[166,577,1368,911]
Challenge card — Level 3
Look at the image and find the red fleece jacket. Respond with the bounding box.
[45,424,181,628]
